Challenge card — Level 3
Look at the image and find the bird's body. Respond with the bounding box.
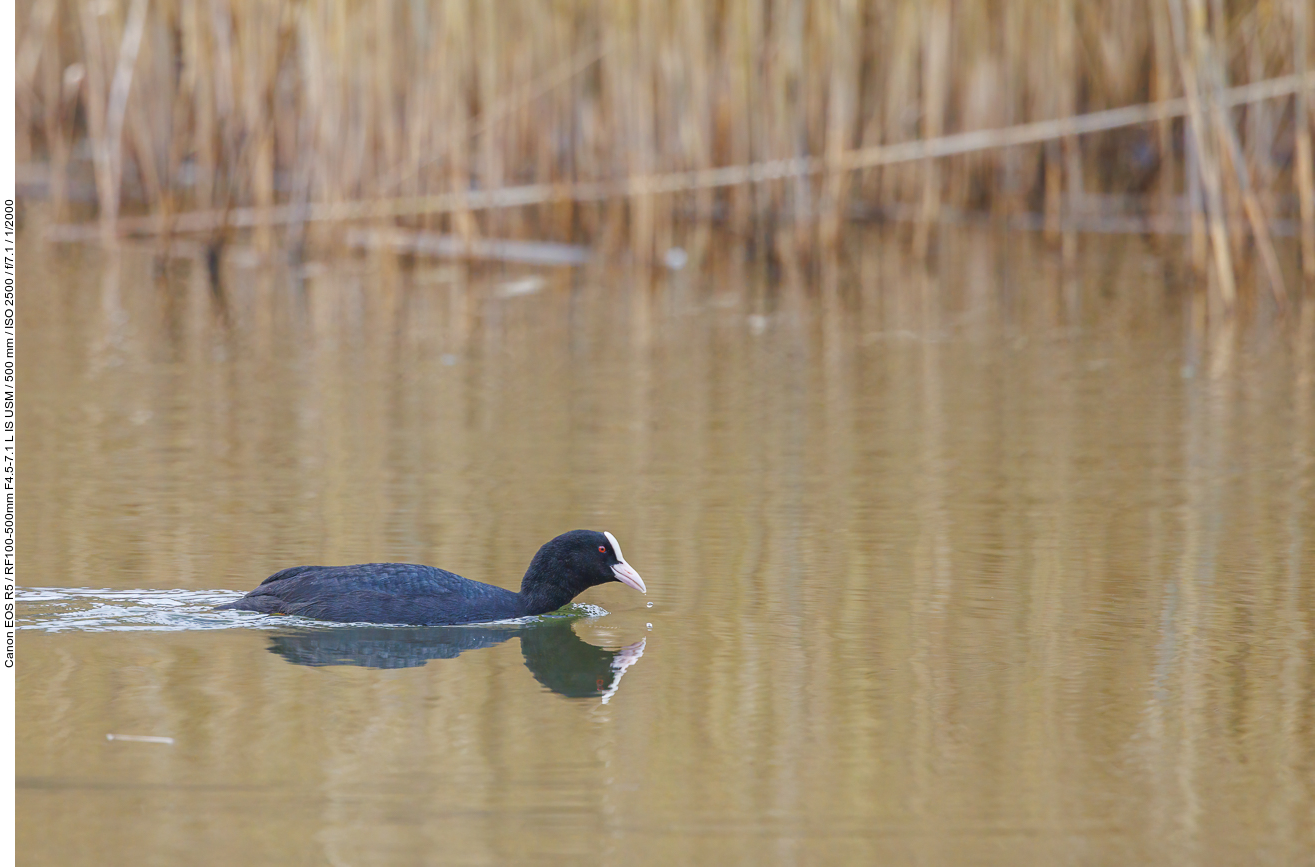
[218,563,525,625]
[215,530,645,626]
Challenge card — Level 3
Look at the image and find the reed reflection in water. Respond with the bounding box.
[16,221,1315,866]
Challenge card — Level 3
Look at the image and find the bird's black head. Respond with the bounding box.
[518,530,646,616]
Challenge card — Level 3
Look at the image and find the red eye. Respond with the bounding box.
[599,546,607,553]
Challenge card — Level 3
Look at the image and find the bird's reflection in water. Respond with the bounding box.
[265,618,645,701]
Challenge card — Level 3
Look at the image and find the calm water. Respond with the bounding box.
[17,223,1315,866]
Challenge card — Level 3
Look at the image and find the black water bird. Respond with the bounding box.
[215,530,646,626]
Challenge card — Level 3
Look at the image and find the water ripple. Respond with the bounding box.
[17,587,609,633]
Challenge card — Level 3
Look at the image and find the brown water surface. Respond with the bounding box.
[17,224,1315,866]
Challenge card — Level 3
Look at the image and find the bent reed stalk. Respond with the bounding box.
[15,0,1315,304]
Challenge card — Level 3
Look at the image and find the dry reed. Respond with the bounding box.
[14,0,1315,308]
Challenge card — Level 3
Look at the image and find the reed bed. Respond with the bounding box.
[14,0,1315,308]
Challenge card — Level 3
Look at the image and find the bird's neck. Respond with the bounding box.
[517,569,580,616]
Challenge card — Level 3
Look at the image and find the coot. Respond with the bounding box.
[215,529,646,625]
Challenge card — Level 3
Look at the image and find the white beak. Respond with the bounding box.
[603,531,646,594]
[611,560,646,594]
[604,528,646,597]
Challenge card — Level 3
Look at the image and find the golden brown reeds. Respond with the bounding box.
[1297,0,1315,283]
[14,0,1315,302]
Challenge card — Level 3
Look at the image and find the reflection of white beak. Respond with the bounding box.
[611,561,646,594]
[600,638,646,705]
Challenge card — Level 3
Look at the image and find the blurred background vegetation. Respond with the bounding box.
[13,0,1315,311]
[15,8,1315,860]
